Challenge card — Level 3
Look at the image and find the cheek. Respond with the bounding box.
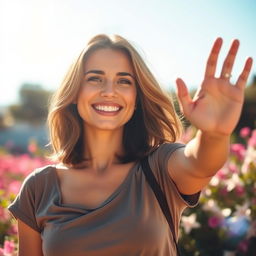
[79,85,95,95]
[123,88,137,107]
[76,90,91,116]
[77,86,95,103]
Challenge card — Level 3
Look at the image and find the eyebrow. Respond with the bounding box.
[84,70,135,80]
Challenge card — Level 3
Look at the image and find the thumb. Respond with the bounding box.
[175,78,192,116]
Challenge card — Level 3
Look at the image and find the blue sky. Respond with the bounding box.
[0,0,255,106]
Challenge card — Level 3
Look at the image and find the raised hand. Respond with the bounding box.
[176,38,253,136]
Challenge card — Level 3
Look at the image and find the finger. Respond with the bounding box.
[176,78,192,115]
[220,39,240,80]
[204,37,223,78]
[236,57,253,89]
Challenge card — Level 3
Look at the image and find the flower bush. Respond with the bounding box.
[179,127,256,256]
[0,141,52,255]
[0,129,255,255]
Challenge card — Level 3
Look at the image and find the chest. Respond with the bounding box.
[42,170,172,256]
[56,163,135,209]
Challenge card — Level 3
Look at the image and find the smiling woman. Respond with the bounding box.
[47,34,182,165]
[8,34,253,256]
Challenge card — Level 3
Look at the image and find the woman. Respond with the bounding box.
[8,34,252,256]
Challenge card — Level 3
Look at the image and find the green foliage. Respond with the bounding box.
[8,83,52,124]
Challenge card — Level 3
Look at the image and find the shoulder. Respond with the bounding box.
[21,165,56,192]
[146,143,199,209]
[20,165,57,209]
[150,143,200,205]
[149,142,185,168]
[146,142,185,180]
[25,164,56,181]
[155,142,185,153]
[8,165,56,233]
[33,165,56,178]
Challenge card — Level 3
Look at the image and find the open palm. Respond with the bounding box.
[176,38,253,136]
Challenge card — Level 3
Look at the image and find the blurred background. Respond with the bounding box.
[0,0,255,151]
[0,0,255,255]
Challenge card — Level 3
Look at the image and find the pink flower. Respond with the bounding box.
[3,240,15,254]
[240,127,251,138]
[8,180,22,195]
[28,141,37,153]
[219,186,228,196]
[216,169,228,180]
[235,185,245,197]
[0,207,10,222]
[230,143,246,160]
[228,163,239,174]
[0,178,5,189]
[208,216,222,228]
[237,239,249,253]
[7,223,18,235]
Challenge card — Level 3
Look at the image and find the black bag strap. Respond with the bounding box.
[141,157,181,256]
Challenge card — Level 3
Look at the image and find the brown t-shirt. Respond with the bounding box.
[8,143,200,256]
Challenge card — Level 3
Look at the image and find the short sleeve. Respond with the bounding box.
[8,171,41,233]
[149,143,200,208]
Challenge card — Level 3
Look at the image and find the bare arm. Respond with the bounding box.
[169,38,253,194]
[17,219,43,256]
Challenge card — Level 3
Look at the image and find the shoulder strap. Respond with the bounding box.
[141,157,181,256]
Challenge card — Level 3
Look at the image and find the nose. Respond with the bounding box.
[100,80,117,97]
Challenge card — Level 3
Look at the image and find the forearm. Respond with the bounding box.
[184,130,230,177]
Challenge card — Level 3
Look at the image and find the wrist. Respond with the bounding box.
[197,129,231,141]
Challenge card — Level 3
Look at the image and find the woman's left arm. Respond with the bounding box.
[169,38,253,195]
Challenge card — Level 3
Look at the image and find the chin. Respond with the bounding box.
[86,121,124,132]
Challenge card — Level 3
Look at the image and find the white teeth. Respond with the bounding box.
[94,105,120,112]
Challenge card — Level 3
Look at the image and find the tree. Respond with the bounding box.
[9,83,52,124]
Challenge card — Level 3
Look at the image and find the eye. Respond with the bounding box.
[87,76,103,83]
[117,78,132,85]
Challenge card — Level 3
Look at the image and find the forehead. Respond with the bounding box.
[84,48,134,74]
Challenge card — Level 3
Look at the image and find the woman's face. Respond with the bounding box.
[77,48,137,132]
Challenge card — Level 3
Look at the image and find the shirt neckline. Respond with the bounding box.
[52,161,139,211]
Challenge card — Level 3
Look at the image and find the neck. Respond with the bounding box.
[83,126,125,173]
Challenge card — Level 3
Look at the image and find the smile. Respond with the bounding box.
[92,104,122,113]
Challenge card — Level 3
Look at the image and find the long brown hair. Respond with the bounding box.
[47,34,183,165]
